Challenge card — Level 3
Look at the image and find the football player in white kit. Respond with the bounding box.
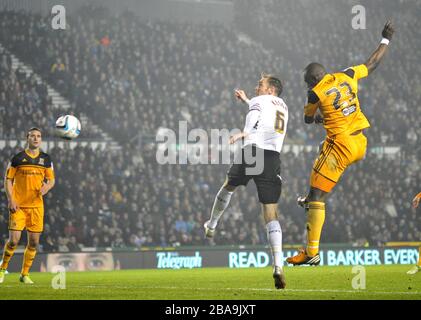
[204,74,289,289]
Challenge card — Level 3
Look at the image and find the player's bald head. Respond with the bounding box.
[304,63,326,89]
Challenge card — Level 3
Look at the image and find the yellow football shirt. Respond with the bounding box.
[6,149,54,208]
[304,64,371,137]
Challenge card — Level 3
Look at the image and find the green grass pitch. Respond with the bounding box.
[0,265,420,300]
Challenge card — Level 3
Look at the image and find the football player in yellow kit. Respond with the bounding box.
[0,128,55,284]
[287,21,395,265]
[407,192,421,275]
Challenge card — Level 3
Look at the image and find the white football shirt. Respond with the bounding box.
[243,95,288,153]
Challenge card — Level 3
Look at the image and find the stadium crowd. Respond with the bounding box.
[236,0,421,146]
[0,1,419,251]
[0,48,52,139]
[2,1,420,146]
[0,48,101,139]
[0,5,333,145]
[0,142,419,252]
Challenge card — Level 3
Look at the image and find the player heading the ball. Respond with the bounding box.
[287,21,395,266]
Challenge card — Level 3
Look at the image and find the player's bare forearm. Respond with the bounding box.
[5,179,18,212]
[41,179,55,196]
[365,44,389,74]
[3,175,8,198]
[365,21,395,74]
[229,132,248,144]
[4,178,13,201]
[235,90,250,104]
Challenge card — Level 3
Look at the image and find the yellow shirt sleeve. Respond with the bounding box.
[6,162,16,180]
[45,165,55,180]
[352,64,368,80]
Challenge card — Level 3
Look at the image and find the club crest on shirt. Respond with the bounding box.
[39,158,44,165]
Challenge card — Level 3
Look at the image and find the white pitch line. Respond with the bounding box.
[1,284,420,295]
[144,286,421,295]
[56,285,421,295]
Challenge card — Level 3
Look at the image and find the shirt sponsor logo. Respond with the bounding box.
[21,170,43,176]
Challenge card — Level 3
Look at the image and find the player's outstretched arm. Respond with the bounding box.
[365,21,395,74]
[235,89,250,104]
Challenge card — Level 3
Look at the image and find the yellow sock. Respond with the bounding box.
[418,247,421,267]
[1,242,16,270]
[306,201,326,257]
[21,246,37,276]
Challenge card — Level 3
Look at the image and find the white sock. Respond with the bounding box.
[266,220,283,268]
[208,187,233,229]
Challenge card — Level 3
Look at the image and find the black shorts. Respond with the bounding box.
[227,145,282,204]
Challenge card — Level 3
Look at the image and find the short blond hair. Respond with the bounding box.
[261,73,283,96]
[26,127,42,138]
